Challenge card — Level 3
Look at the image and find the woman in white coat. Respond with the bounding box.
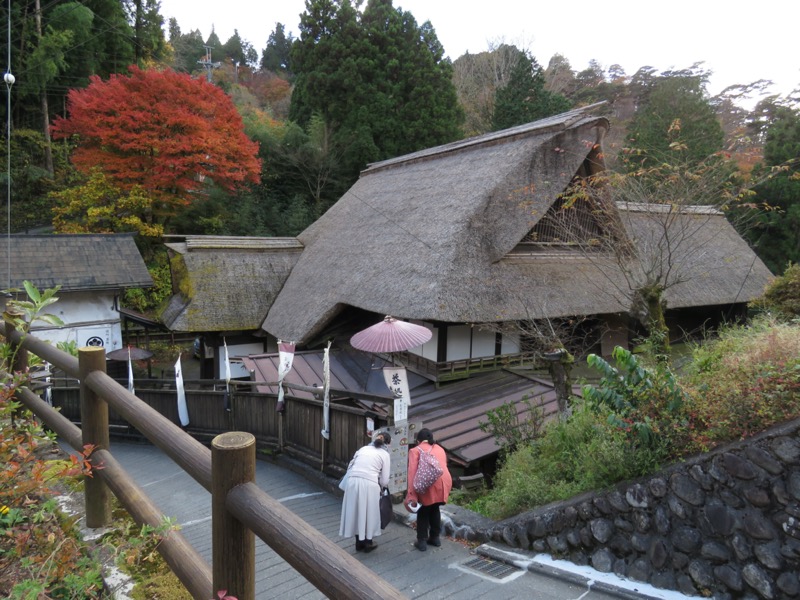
[339,431,391,552]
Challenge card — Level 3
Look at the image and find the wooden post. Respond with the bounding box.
[79,346,111,528]
[212,431,255,600]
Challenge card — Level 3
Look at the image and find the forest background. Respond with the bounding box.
[1,0,799,314]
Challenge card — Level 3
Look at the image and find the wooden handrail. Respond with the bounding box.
[1,322,407,600]
[227,481,406,600]
[84,369,213,490]
[7,377,213,599]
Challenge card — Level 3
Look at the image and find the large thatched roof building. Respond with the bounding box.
[262,106,772,357]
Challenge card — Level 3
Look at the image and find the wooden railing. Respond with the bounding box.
[48,377,385,479]
[394,350,537,382]
[1,322,405,600]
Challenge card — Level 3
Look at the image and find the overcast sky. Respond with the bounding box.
[159,0,799,104]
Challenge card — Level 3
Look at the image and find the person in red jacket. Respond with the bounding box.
[404,428,453,551]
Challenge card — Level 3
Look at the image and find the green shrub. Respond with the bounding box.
[473,401,664,519]
[683,315,800,445]
[755,262,800,318]
[582,345,688,460]
[478,395,545,457]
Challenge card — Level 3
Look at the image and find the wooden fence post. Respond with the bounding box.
[212,431,255,600]
[79,346,111,528]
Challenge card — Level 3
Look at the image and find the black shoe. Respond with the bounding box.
[427,537,441,547]
[355,541,366,551]
[363,540,377,553]
[414,539,427,551]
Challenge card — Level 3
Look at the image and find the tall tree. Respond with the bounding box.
[168,24,207,73]
[492,50,570,131]
[124,0,168,65]
[747,105,800,273]
[261,23,295,77]
[626,68,724,169]
[453,43,523,136]
[221,30,258,69]
[290,0,462,183]
[50,67,261,226]
[544,53,576,97]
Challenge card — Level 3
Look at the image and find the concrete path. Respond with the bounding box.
[95,439,687,600]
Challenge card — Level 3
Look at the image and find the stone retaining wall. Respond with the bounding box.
[441,418,800,599]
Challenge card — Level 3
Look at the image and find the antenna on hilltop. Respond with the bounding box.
[197,45,220,83]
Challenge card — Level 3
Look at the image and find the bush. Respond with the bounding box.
[581,345,689,461]
[472,401,665,519]
[754,262,800,318]
[682,315,800,445]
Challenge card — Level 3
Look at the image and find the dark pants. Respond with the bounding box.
[416,502,443,540]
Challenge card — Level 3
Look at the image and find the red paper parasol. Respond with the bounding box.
[350,316,432,353]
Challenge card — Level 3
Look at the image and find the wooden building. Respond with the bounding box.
[0,233,151,352]
[256,105,772,472]
[159,235,303,378]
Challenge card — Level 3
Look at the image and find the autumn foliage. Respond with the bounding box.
[51,67,261,213]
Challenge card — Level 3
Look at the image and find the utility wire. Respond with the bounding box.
[5,0,12,290]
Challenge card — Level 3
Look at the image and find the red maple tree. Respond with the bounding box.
[51,67,261,213]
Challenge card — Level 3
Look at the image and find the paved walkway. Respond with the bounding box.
[92,439,687,600]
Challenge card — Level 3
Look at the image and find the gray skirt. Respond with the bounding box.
[339,476,382,540]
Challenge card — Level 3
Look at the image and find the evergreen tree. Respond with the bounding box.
[492,50,571,131]
[261,23,295,77]
[747,106,800,274]
[221,30,258,68]
[626,70,724,168]
[168,27,207,74]
[290,0,462,185]
[206,28,223,61]
[124,0,168,64]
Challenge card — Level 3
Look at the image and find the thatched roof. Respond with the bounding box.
[0,233,151,292]
[160,236,302,333]
[262,106,771,343]
[616,202,772,310]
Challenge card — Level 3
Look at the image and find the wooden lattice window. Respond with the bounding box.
[523,196,605,245]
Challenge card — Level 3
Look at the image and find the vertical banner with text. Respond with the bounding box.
[382,366,410,423]
[381,366,413,493]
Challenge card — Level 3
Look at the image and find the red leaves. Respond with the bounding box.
[51,67,261,214]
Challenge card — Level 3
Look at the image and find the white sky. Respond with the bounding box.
[159,0,799,103]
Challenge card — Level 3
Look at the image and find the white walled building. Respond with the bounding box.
[0,234,152,350]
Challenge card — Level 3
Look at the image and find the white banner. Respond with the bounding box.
[127,347,135,396]
[223,338,231,387]
[223,338,232,412]
[321,341,331,439]
[175,355,189,426]
[276,341,296,412]
[383,366,410,423]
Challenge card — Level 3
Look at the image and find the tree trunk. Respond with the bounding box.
[544,348,574,418]
[35,0,54,176]
[642,286,670,357]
